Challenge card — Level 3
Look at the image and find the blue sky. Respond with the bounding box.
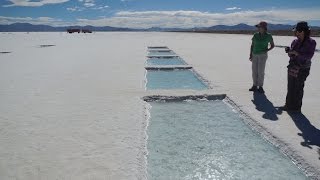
[0,0,320,28]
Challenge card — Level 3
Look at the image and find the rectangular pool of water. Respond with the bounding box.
[146,57,186,66]
[146,100,307,179]
[146,70,208,90]
[148,51,177,57]
[148,46,168,49]
[148,49,171,52]
[148,49,172,52]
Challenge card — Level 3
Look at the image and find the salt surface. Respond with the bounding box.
[0,32,319,179]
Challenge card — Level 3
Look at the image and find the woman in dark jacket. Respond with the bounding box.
[281,21,317,113]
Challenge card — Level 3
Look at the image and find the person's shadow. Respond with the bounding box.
[287,112,320,157]
[251,92,281,121]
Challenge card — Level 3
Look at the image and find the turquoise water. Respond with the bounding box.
[146,57,186,66]
[148,51,177,56]
[148,46,169,49]
[146,70,208,90]
[148,48,170,51]
[147,100,307,180]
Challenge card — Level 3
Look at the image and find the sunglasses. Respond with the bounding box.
[294,27,310,33]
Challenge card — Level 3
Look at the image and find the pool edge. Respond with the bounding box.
[224,96,320,180]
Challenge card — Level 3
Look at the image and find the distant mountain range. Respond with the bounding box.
[0,23,138,32]
[200,23,296,31]
[0,23,320,32]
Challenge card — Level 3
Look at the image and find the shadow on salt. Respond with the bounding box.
[39,44,56,48]
[0,51,11,54]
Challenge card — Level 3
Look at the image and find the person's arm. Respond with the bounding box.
[249,40,253,61]
[267,39,275,52]
[289,40,317,62]
[288,40,296,58]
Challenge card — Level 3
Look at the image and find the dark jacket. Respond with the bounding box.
[289,38,317,69]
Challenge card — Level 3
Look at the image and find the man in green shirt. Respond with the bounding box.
[249,21,275,93]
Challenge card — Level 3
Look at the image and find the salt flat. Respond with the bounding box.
[0,32,319,179]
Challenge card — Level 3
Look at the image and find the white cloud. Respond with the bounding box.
[78,0,95,7]
[79,0,94,2]
[67,3,108,12]
[75,9,320,28]
[1,9,320,28]
[67,6,84,12]
[84,2,95,7]
[3,0,70,7]
[226,7,242,11]
[92,5,109,10]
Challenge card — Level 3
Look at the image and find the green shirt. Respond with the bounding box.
[252,32,273,54]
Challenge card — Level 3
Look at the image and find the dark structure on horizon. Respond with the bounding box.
[81,29,92,33]
[67,29,81,33]
[66,29,92,33]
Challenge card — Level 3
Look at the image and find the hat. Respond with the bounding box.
[292,21,310,32]
[255,21,268,29]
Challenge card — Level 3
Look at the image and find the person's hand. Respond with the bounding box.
[288,50,299,56]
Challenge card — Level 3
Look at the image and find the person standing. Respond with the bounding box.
[249,21,275,93]
[281,21,317,113]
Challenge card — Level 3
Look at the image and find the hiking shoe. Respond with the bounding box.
[257,87,265,93]
[249,86,258,92]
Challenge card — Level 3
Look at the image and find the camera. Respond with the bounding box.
[285,47,290,53]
